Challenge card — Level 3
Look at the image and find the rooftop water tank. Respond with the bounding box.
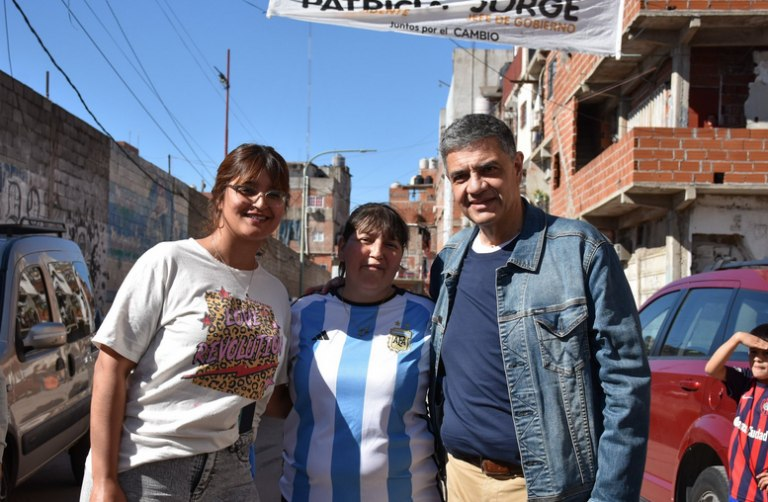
[332,154,346,168]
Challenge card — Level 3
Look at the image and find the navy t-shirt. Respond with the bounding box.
[440,242,520,465]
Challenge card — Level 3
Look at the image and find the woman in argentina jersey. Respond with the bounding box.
[281,203,440,502]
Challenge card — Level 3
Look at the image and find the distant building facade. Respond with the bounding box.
[389,158,438,295]
[281,155,351,278]
[435,47,516,252]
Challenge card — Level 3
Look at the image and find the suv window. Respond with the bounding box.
[639,290,681,355]
[661,288,733,357]
[48,261,93,342]
[724,289,768,362]
[16,265,52,341]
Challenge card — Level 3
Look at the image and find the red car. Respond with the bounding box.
[639,259,768,502]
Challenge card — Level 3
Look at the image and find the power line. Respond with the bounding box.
[54,0,211,185]
[3,0,13,75]
[240,0,266,14]
[156,0,265,144]
[73,0,214,181]
[10,0,208,221]
[99,0,215,180]
[448,39,662,124]
[12,0,111,150]
[151,0,241,157]
[447,40,604,123]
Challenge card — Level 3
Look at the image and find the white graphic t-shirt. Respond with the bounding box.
[93,238,290,472]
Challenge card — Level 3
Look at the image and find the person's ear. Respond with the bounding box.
[514,151,524,178]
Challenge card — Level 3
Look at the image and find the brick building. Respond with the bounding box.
[280,156,352,279]
[438,0,768,305]
[389,158,439,295]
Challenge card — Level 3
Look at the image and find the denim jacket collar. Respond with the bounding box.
[441,199,545,280]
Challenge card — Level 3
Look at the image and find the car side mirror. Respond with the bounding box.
[24,322,68,349]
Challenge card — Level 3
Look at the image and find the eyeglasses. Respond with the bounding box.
[227,185,288,207]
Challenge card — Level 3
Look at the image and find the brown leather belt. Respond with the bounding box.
[456,455,524,479]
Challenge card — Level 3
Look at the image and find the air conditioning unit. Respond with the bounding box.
[613,243,631,262]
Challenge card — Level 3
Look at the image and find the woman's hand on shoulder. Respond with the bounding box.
[304,277,345,296]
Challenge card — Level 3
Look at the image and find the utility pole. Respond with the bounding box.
[216,49,231,157]
[225,49,230,156]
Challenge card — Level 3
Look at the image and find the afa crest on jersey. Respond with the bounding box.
[387,328,413,353]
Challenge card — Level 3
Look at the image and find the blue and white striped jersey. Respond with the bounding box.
[281,288,440,502]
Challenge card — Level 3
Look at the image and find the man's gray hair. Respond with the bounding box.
[439,114,518,163]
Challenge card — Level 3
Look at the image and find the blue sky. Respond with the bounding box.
[0,0,489,206]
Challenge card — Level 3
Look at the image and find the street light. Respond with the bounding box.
[299,149,376,294]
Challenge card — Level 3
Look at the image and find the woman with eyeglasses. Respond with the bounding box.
[81,144,292,502]
[279,203,441,502]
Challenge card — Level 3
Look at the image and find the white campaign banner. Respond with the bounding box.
[267,0,624,58]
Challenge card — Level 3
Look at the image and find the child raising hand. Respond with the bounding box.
[706,324,768,501]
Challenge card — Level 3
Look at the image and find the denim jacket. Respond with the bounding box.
[428,200,650,502]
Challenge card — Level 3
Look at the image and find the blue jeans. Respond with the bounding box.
[80,433,258,502]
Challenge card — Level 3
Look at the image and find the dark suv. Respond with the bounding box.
[639,259,768,502]
[0,220,98,498]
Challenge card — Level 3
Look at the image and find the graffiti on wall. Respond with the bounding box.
[108,178,186,260]
[67,200,108,313]
[1,161,109,312]
[0,162,47,222]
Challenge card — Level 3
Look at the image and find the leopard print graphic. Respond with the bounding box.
[182,287,283,400]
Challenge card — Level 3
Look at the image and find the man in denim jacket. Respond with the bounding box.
[428,114,650,501]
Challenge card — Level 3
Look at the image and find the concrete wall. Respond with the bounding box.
[625,247,668,307]
[1,70,321,312]
[105,141,194,306]
[689,194,768,268]
[0,72,111,309]
[622,193,768,307]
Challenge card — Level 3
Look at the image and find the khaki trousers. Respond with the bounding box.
[446,453,527,502]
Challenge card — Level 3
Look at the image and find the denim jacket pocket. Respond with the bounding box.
[533,300,589,376]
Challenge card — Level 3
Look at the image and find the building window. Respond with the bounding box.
[547,59,557,99]
[312,231,324,243]
[519,102,527,129]
[308,195,324,208]
[575,101,617,170]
